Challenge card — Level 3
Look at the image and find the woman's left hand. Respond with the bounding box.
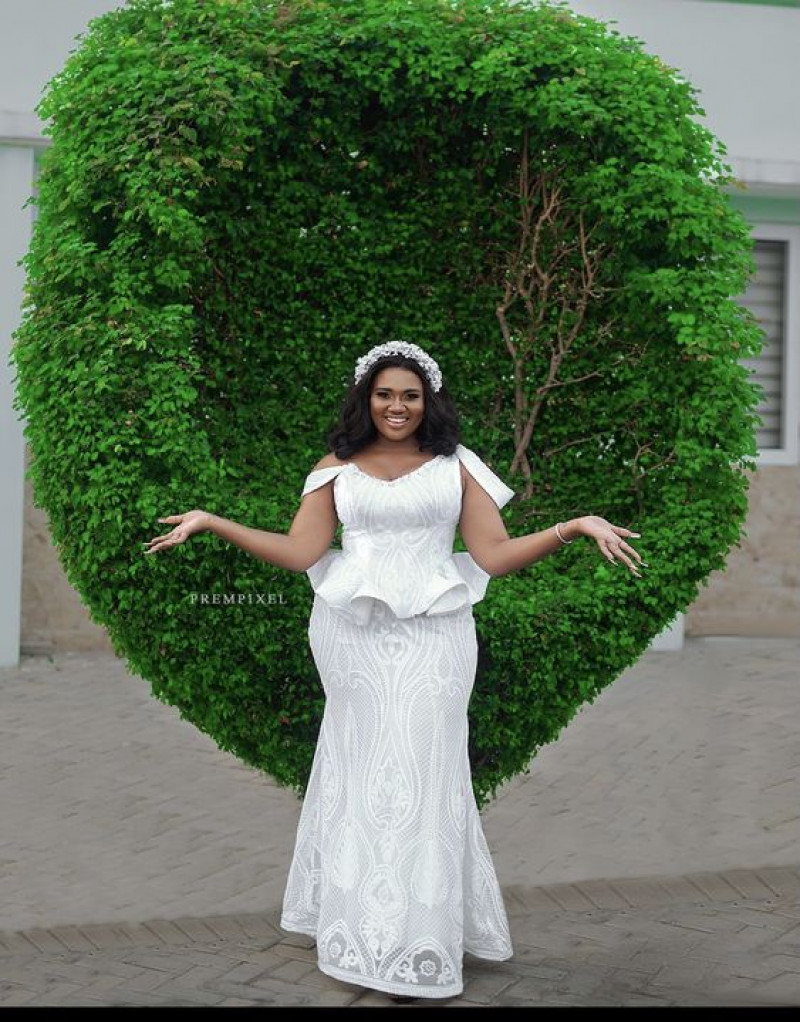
[578,516,646,578]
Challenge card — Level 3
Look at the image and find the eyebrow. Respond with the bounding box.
[374,387,421,393]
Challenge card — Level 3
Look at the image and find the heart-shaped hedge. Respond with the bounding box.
[11,0,762,808]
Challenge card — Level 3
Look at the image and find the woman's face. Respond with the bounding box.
[369,366,426,443]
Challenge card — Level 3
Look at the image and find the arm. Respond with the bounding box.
[205,498,335,572]
[208,464,338,570]
[457,464,643,577]
[145,458,339,571]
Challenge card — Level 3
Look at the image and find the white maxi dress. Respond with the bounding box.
[280,443,515,999]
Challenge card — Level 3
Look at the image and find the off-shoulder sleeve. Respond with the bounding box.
[301,464,348,497]
[455,443,515,508]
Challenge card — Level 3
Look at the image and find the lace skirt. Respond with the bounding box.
[280,594,513,999]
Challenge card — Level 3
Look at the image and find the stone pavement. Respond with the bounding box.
[1,637,799,1006]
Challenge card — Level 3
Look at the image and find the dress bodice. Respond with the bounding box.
[300,443,515,626]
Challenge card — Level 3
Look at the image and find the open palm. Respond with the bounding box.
[143,510,210,556]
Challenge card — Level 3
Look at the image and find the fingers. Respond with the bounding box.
[143,524,184,555]
[604,552,639,576]
[142,515,183,554]
[607,540,646,578]
[611,551,642,577]
[610,525,641,538]
[618,541,644,565]
[143,537,171,555]
[565,518,650,580]
[144,539,179,555]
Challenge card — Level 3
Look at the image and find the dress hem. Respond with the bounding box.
[279,917,317,940]
[464,945,515,963]
[317,960,463,1000]
[279,918,514,998]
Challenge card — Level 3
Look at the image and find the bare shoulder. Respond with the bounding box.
[313,452,345,471]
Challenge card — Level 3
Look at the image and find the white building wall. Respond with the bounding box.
[1,2,125,665]
[566,0,800,176]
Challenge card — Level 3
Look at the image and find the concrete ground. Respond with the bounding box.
[1,636,798,1006]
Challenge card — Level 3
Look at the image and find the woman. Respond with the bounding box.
[144,341,644,1001]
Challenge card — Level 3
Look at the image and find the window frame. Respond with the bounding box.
[745,222,800,466]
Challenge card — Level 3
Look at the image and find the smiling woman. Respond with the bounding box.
[143,340,643,1000]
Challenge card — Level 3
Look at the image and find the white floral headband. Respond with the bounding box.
[353,341,443,393]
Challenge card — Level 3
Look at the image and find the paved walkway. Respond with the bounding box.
[1,637,798,1006]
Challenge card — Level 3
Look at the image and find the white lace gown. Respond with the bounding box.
[280,444,515,998]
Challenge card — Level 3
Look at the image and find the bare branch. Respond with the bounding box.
[485,136,617,494]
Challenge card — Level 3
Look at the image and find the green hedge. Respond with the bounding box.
[11,0,763,808]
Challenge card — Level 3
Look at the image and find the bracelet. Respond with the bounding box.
[554,522,573,545]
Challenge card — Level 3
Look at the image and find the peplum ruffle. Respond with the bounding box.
[306,547,495,626]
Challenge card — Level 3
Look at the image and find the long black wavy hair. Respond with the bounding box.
[327,353,461,459]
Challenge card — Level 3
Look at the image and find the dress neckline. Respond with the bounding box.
[346,454,444,485]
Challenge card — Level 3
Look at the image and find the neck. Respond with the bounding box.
[369,436,422,453]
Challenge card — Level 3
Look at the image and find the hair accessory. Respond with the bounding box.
[354,341,443,392]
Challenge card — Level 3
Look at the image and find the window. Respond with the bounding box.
[737,224,800,465]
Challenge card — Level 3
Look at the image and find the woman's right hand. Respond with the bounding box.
[143,510,212,555]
